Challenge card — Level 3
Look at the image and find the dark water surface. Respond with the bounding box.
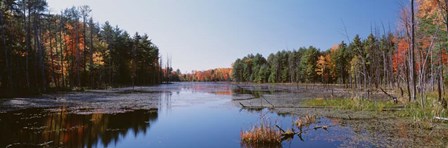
[0,82,359,147]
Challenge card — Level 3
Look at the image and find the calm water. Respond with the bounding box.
[0,82,358,147]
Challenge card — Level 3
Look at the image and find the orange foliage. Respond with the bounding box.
[316,54,335,82]
[393,38,409,73]
[64,23,86,61]
[441,49,448,65]
[183,68,232,81]
[330,44,339,53]
[63,22,87,78]
[418,0,439,17]
[417,0,446,26]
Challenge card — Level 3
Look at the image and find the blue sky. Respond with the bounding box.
[46,0,407,72]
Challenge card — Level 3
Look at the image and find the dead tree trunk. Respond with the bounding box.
[410,0,417,102]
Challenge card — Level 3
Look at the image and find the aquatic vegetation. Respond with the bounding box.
[241,113,330,147]
[240,124,282,146]
[295,114,316,129]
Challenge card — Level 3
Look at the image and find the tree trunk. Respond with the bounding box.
[406,60,412,102]
[439,45,443,102]
[108,38,112,86]
[48,13,57,88]
[25,5,31,88]
[83,15,87,87]
[75,19,80,87]
[383,51,387,87]
[59,12,66,88]
[89,18,94,88]
[389,49,394,88]
[40,16,46,91]
[33,14,46,91]
[439,0,448,102]
[411,0,417,102]
[363,60,367,88]
[0,10,12,89]
[431,48,435,91]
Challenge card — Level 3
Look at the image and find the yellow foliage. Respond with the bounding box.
[93,52,104,66]
[316,55,326,76]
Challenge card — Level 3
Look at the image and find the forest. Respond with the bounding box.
[0,0,164,97]
[232,0,448,105]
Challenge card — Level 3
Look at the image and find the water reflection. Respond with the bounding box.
[0,107,158,147]
[179,82,233,95]
[159,92,173,112]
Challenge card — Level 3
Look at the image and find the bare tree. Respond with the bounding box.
[410,0,417,102]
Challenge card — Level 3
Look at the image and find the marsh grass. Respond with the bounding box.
[304,97,395,112]
[304,94,448,122]
[295,114,316,129]
[398,98,448,122]
[240,121,282,147]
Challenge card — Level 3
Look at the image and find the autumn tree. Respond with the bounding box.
[0,0,163,97]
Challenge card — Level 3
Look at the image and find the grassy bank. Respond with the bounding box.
[303,95,448,122]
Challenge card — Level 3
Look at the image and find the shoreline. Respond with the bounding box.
[232,83,448,147]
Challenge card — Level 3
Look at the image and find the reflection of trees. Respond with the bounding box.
[181,82,232,95]
[159,92,172,112]
[0,108,158,147]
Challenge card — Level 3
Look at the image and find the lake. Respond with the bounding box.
[0,82,366,147]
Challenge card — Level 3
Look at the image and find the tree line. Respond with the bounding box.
[180,68,232,82]
[232,0,447,104]
[0,0,163,97]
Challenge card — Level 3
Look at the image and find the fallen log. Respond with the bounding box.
[434,116,448,121]
[275,125,286,133]
[232,97,257,101]
[275,125,297,140]
[379,87,398,104]
[313,125,329,130]
[239,102,246,108]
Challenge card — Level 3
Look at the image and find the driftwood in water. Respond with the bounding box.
[275,125,286,133]
[275,125,297,140]
[238,102,265,112]
[239,102,246,108]
[313,125,329,130]
[275,124,331,142]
